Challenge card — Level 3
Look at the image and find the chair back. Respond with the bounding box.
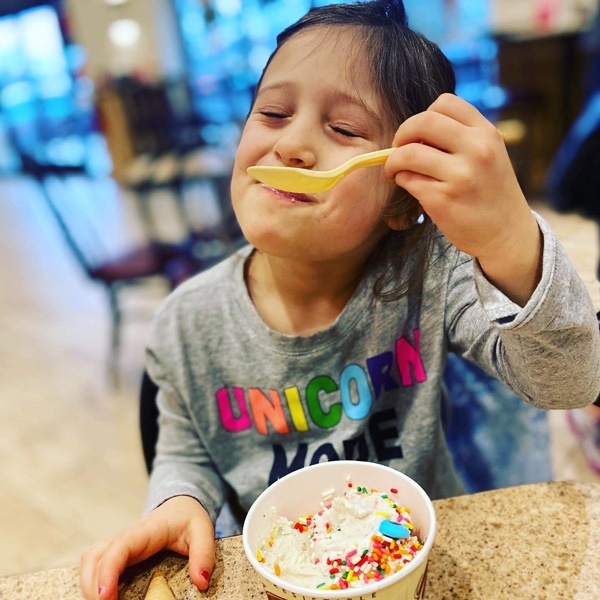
[47,174,148,274]
[19,151,146,277]
[139,369,159,475]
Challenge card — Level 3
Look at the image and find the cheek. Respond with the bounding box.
[232,138,253,172]
[315,200,386,246]
[231,132,256,176]
[231,133,258,188]
[332,170,392,219]
[229,164,244,205]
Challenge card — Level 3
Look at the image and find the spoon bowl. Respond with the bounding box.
[247,147,393,193]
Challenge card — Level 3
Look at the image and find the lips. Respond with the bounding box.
[261,184,313,203]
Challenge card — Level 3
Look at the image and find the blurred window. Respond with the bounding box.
[0,4,106,173]
[173,0,492,142]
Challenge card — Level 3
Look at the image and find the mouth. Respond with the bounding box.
[259,183,314,203]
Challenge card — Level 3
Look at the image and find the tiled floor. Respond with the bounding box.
[0,175,598,579]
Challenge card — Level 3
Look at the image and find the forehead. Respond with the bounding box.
[260,26,379,106]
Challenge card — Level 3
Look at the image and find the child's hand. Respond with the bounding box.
[384,93,542,306]
[79,496,215,600]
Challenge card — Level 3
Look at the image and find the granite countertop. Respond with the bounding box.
[2,480,599,599]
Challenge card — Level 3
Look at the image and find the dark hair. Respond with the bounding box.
[252,0,456,300]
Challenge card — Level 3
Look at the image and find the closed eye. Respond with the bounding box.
[331,125,360,138]
[260,111,288,119]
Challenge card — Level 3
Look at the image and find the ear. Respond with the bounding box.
[385,211,424,231]
[384,190,424,231]
[385,215,410,231]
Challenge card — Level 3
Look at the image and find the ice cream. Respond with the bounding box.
[256,480,424,591]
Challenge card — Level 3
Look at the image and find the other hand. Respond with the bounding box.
[79,495,215,600]
[384,93,542,305]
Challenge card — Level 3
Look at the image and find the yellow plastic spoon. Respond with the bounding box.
[247,148,394,193]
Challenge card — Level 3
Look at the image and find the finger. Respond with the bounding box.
[97,578,120,600]
[427,93,487,128]
[96,521,170,596]
[393,172,449,214]
[384,141,459,183]
[427,94,503,151]
[80,542,109,600]
[394,170,439,192]
[392,94,500,157]
[187,512,216,590]
[392,109,468,153]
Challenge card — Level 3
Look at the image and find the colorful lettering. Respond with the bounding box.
[284,386,309,432]
[248,388,291,435]
[339,363,373,420]
[215,330,426,436]
[396,329,427,385]
[306,375,341,428]
[216,386,252,432]
[366,351,399,398]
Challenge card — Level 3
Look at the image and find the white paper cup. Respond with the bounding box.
[243,460,435,600]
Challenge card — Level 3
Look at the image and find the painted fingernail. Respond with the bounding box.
[200,569,211,583]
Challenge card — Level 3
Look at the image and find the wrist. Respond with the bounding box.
[477,215,543,307]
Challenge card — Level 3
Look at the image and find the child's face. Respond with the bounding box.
[231,26,396,265]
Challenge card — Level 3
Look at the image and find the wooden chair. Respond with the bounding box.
[18,151,202,380]
[139,369,160,474]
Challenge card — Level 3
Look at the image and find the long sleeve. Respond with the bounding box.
[143,305,228,523]
[446,212,600,409]
[144,386,227,524]
[137,229,598,509]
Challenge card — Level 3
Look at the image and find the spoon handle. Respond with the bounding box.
[351,148,394,168]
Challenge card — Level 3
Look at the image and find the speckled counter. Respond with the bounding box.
[2,481,599,599]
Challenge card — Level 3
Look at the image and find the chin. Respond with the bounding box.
[238,221,282,253]
[244,229,316,261]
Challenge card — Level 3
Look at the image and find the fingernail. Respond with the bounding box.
[200,569,211,583]
[98,588,104,598]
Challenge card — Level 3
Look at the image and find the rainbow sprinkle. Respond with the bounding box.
[256,481,425,590]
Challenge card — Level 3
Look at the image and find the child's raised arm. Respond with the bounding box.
[79,496,214,600]
[384,93,542,307]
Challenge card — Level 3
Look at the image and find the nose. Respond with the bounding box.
[272,121,317,168]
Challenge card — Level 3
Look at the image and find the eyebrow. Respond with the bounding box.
[255,82,385,135]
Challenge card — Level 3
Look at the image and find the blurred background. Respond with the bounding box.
[1,0,599,578]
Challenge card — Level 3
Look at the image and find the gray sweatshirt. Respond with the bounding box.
[145,214,600,524]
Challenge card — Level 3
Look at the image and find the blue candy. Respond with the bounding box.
[379,520,410,539]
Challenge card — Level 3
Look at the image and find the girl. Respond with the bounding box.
[80,1,600,598]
